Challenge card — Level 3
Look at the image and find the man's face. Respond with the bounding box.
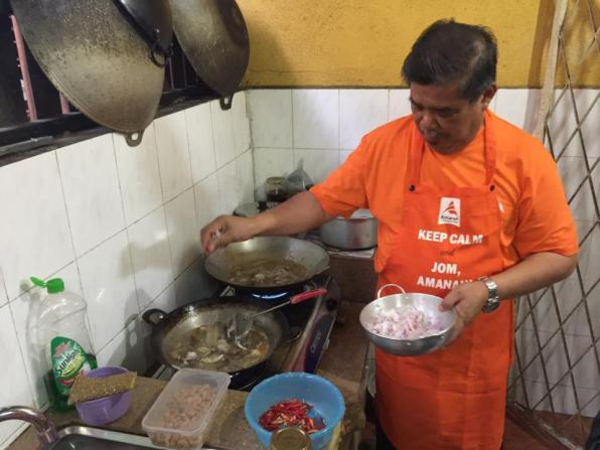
[409,82,495,154]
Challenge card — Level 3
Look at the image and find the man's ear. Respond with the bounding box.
[481,84,497,110]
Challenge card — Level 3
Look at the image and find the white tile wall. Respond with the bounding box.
[217,160,239,216]
[185,103,216,183]
[232,93,252,158]
[0,151,75,300]
[236,150,255,205]
[248,89,396,189]
[113,124,163,226]
[0,94,252,449]
[194,174,221,229]
[78,231,139,351]
[389,89,412,120]
[97,318,147,375]
[211,102,236,169]
[165,189,199,275]
[494,89,541,134]
[248,88,600,418]
[293,149,340,184]
[253,148,295,190]
[0,304,32,447]
[339,89,389,150]
[0,269,7,308]
[154,112,193,202]
[292,90,339,149]
[127,207,173,310]
[247,90,293,148]
[58,135,126,257]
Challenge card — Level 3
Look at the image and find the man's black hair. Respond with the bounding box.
[401,19,498,102]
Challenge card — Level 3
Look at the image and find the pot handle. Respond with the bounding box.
[142,308,166,326]
[290,288,328,304]
[377,284,406,299]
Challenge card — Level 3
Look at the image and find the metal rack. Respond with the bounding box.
[508,0,599,445]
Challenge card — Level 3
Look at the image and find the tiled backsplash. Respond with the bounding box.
[0,94,252,448]
[248,88,600,418]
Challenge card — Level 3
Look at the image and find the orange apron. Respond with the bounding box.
[375,115,514,450]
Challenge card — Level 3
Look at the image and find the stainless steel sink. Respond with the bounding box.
[0,406,231,450]
[48,426,230,450]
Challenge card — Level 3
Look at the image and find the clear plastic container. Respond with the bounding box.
[142,369,231,449]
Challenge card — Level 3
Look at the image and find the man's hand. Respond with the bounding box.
[200,215,259,254]
[439,281,489,344]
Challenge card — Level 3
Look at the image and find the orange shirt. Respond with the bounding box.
[311,112,579,273]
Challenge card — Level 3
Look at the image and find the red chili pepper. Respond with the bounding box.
[258,399,325,434]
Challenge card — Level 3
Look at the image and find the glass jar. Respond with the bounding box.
[270,427,311,450]
[265,176,289,203]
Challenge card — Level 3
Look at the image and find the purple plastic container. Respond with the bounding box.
[75,366,132,426]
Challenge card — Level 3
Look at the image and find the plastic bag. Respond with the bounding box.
[283,160,314,195]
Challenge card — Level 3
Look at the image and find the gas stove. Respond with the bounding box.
[150,274,340,391]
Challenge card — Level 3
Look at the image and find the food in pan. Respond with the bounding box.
[227,258,308,286]
[166,322,270,373]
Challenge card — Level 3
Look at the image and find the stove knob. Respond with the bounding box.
[326,298,338,312]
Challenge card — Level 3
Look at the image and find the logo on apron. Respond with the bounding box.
[438,197,461,227]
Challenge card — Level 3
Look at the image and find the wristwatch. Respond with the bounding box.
[478,276,500,313]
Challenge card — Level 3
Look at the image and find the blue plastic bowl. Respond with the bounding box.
[244,373,345,450]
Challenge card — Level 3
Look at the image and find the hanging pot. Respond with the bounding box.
[10,0,172,146]
[169,0,250,109]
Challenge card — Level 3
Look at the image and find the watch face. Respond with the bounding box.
[483,300,500,313]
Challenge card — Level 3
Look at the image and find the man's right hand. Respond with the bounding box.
[200,215,258,254]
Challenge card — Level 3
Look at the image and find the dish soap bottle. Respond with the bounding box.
[31,277,97,411]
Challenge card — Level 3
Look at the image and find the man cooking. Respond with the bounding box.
[200,19,578,450]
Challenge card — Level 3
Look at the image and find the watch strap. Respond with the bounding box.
[479,276,500,313]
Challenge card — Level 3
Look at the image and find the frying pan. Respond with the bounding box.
[204,236,330,294]
[169,0,250,109]
[10,0,169,146]
[143,297,289,376]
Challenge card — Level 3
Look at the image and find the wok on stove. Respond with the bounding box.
[143,298,289,377]
[204,237,330,294]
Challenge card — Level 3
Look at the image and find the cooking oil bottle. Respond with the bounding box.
[31,277,97,411]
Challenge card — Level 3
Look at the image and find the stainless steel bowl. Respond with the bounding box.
[359,284,457,356]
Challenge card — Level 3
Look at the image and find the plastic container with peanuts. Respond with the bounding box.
[142,368,230,449]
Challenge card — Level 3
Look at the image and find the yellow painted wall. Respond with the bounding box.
[237,0,599,88]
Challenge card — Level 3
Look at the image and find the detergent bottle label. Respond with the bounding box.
[50,336,94,396]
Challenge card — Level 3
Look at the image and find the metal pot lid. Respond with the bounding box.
[11,0,166,145]
[169,0,250,97]
[234,201,278,217]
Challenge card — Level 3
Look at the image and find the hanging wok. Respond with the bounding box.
[169,0,250,108]
[204,237,331,294]
[10,0,171,146]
